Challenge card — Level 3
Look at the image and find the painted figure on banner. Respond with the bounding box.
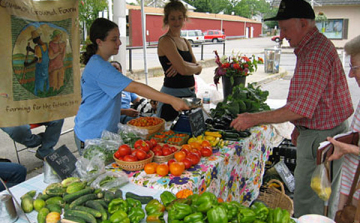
[12,22,73,99]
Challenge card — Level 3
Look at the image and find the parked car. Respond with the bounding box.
[271,35,282,43]
[180,30,205,46]
[203,30,226,43]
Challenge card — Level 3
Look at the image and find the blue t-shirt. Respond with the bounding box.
[121,91,138,109]
[74,55,132,141]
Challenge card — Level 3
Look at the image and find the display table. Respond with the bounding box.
[115,125,275,206]
[2,125,277,222]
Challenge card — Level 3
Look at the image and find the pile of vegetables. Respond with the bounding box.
[20,176,296,223]
[211,83,271,120]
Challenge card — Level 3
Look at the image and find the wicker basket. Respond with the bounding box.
[127,118,165,139]
[257,179,294,215]
[113,151,154,171]
[153,143,181,163]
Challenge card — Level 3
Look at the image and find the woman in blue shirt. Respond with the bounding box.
[74,18,189,154]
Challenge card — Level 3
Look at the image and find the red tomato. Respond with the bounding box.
[146,153,152,159]
[201,147,213,157]
[145,140,153,150]
[180,148,189,156]
[135,149,147,160]
[154,150,163,156]
[170,146,178,153]
[192,150,202,159]
[167,159,176,167]
[187,153,200,165]
[118,144,132,157]
[152,144,162,152]
[150,138,158,148]
[123,155,138,162]
[182,158,192,169]
[114,151,122,159]
[134,139,150,152]
[162,147,172,156]
[162,144,171,150]
[131,149,138,157]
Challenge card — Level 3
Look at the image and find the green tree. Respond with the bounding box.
[78,0,108,40]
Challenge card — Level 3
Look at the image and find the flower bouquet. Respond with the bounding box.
[213,50,264,88]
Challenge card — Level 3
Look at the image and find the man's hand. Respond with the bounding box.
[230,113,257,131]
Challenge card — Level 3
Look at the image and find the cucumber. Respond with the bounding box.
[125,192,153,204]
[45,196,65,207]
[45,183,66,196]
[93,199,109,209]
[69,194,97,209]
[46,204,62,214]
[21,190,36,200]
[73,206,102,218]
[64,210,97,223]
[66,181,87,194]
[36,193,50,200]
[37,207,49,223]
[63,187,94,203]
[63,216,86,223]
[115,189,123,199]
[85,200,107,221]
[104,190,115,203]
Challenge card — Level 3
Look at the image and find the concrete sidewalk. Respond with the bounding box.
[1,60,288,181]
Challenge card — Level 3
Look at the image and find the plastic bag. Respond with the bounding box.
[75,156,105,182]
[82,135,120,164]
[117,122,147,147]
[90,171,129,190]
[310,163,332,201]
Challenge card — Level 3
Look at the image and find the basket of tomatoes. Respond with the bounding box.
[152,143,181,163]
[127,117,165,139]
[113,143,154,171]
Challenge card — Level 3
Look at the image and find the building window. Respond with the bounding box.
[316,19,348,40]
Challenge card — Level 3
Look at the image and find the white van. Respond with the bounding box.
[180,30,205,46]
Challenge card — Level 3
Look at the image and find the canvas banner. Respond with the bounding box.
[0,0,81,127]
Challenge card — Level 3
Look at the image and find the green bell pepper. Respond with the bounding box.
[193,192,218,213]
[108,198,129,214]
[166,198,192,211]
[273,207,283,223]
[168,220,183,223]
[207,205,228,223]
[221,202,238,221]
[183,212,205,223]
[253,220,266,223]
[160,191,176,207]
[145,199,165,214]
[168,202,193,221]
[145,211,165,223]
[109,210,130,223]
[237,207,256,223]
[145,199,165,223]
[267,208,274,223]
[126,197,141,210]
[250,201,269,221]
[281,209,290,223]
[128,207,145,223]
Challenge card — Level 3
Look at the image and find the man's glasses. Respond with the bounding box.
[350,63,360,71]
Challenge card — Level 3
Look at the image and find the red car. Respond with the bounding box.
[271,35,282,43]
[203,30,226,43]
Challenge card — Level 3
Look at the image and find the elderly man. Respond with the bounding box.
[231,0,353,218]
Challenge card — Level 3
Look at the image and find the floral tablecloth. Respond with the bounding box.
[112,125,275,206]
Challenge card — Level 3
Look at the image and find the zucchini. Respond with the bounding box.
[85,200,107,221]
[73,206,102,218]
[21,196,34,213]
[37,207,49,223]
[45,183,66,196]
[64,209,97,223]
[63,187,94,203]
[125,192,153,204]
[69,194,97,209]
[62,216,86,223]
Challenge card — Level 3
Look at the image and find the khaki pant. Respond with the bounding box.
[294,122,348,219]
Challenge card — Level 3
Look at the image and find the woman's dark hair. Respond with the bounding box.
[81,18,118,65]
[163,0,188,27]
